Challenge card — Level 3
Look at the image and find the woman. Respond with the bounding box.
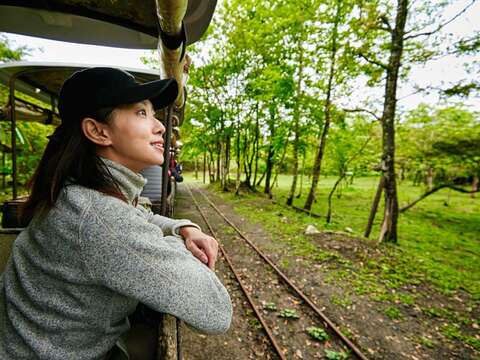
[0,67,232,359]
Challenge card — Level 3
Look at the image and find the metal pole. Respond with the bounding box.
[6,68,64,199]
[2,152,6,189]
[160,105,174,216]
[9,75,17,199]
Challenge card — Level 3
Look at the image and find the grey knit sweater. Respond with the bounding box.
[0,158,232,359]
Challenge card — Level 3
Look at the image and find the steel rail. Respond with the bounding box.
[185,184,287,360]
[193,185,369,360]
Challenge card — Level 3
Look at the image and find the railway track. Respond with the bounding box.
[186,184,369,360]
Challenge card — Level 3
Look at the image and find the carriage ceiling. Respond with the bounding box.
[0,62,160,110]
[0,0,216,48]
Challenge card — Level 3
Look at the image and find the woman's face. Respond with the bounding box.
[101,100,165,172]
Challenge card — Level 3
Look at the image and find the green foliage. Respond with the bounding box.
[383,306,403,320]
[324,349,349,360]
[263,302,277,311]
[397,104,480,183]
[330,294,352,308]
[248,318,262,330]
[417,336,435,349]
[0,34,31,62]
[306,326,330,341]
[440,323,480,351]
[278,308,299,319]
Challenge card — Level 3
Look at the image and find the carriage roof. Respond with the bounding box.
[0,0,216,49]
[0,61,160,104]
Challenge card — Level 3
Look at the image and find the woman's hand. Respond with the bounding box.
[179,226,218,270]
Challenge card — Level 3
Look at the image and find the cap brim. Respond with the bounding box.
[114,78,178,110]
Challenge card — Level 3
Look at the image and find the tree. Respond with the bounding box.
[303,0,358,211]
[351,0,476,243]
[0,34,30,63]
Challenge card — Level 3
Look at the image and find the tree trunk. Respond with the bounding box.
[207,154,214,183]
[256,170,266,187]
[264,109,276,196]
[194,157,198,180]
[401,183,480,212]
[426,166,434,191]
[222,134,230,192]
[287,38,304,206]
[378,0,408,244]
[272,131,291,191]
[296,152,305,198]
[264,144,275,196]
[235,122,241,195]
[253,110,260,191]
[243,127,251,188]
[216,141,221,182]
[364,175,385,238]
[326,173,344,223]
[203,152,206,184]
[472,174,479,198]
[303,0,341,211]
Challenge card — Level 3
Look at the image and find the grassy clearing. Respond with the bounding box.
[186,173,479,300]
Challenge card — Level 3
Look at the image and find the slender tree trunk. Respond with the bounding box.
[327,136,372,223]
[304,0,341,211]
[472,174,479,198]
[207,154,214,183]
[256,170,266,187]
[243,128,251,188]
[401,183,479,212]
[365,176,385,238]
[223,134,230,191]
[203,152,206,184]
[264,109,276,196]
[378,0,408,244]
[272,131,291,191]
[296,152,305,198]
[235,123,241,195]
[287,38,304,206]
[426,166,434,191]
[264,144,275,196]
[194,157,198,180]
[326,173,345,223]
[216,144,221,182]
[253,110,260,190]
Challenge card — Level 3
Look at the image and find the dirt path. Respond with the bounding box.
[175,182,479,360]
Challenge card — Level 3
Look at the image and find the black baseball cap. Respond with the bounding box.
[58,67,178,122]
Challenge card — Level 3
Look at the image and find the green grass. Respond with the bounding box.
[384,306,403,320]
[186,173,479,301]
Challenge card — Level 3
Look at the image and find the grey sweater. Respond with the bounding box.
[0,158,232,359]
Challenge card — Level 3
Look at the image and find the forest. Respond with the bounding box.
[143,0,480,241]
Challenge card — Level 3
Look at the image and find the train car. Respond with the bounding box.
[0,2,217,359]
[0,61,184,229]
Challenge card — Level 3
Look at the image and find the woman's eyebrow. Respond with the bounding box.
[137,100,154,112]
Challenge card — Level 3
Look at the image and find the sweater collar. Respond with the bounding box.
[100,157,147,204]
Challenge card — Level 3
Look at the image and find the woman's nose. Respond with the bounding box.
[154,117,166,135]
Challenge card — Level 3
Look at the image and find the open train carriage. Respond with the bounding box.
[0,1,217,359]
[0,61,182,228]
[0,0,216,217]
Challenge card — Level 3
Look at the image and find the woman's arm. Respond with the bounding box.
[136,204,218,269]
[78,202,232,334]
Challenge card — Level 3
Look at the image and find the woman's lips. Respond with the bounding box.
[150,141,164,150]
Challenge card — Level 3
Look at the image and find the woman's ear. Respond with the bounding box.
[81,118,112,146]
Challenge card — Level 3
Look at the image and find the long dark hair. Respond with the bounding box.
[21,108,127,222]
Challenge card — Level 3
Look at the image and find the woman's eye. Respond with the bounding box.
[137,109,147,116]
